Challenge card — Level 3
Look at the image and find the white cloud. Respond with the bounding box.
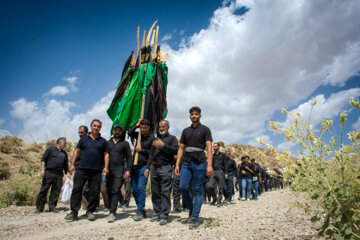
[281,88,360,128]
[46,85,69,96]
[9,91,114,143]
[0,118,4,126]
[0,129,12,138]
[353,117,360,130]
[5,0,360,147]
[248,134,272,147]
[162,33,172,41]
[162,0,360,144]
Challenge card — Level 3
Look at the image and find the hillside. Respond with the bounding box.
[0,136,288,181]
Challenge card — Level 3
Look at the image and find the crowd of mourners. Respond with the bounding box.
[34,106,284,229]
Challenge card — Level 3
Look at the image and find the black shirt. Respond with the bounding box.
[250,163,261,181]
[41,146,69,174]
[212,151,228,172]
[226,158,237,176]
[107,138,133,175]
[76,134,110,172]
[240,162,253,179]
[147,133,179,169]
[128,125,155,170]
[180,123,212,164]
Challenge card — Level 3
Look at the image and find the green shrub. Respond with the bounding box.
[46,140,57,148]
[0,173,42,207]
[260,99,360,239]
[0,162,11,179]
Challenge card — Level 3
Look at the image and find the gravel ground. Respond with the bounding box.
[0,189,322,240]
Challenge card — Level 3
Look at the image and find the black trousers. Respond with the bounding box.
[36,171,63,210]
[206,170,224,202]
[172,168,181,210]
[70,169,101,215]
[107,173,125,214]
[150,164,172,219]
[119,178,131,206]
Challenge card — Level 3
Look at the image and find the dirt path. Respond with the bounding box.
[0,189,321,240]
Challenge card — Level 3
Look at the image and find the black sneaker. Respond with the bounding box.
[159,219,168,225]
[189,218,201,229]
[121,204,129,209]
[150,215,160,222]
[172,208,182,213]
[86,212,96,221]
[65,213,78,221]
[49,207,59,213]
[133,212,144,221]
[34,208,43,213]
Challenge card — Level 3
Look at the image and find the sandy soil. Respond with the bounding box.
[0,189,321,240]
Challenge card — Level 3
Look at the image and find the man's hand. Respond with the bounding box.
[136,118,143,126]
[135,145,141,153]
[40,170,45,178]
[102,168,109,176]
[175,166,180,176]
[69,164,75,175]
[234,177,237,182]
[67,173,72,179]
[241,170,246,175]
[153,139,165,148]
[225,174,228,180]
[206,166,213,177]
[124,171,131,180]
[144,169,150,178]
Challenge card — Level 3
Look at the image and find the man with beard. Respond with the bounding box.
[128,119,155,221]
[206,142,227,206]
[175,106,213,229]
[106,124,132,222]
[144,120,178,225]
[223,150,237,204]
[65,119,109,221]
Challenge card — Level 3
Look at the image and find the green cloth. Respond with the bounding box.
[107,63,157,131]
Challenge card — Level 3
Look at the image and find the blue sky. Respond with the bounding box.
[0,0,359,155]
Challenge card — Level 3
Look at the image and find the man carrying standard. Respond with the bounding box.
[175,106,213,229]
[145,120,178,225]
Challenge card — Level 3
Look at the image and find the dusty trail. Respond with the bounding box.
[0,189,320,240]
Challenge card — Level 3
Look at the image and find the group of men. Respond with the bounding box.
[34,106,282,229]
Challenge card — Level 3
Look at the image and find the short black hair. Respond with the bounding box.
[189,106,201,114]
[251,158,255,162]
[56,137,66,144]
[244,155,250,160]
[91,119,102,126]
[79,125,88,133]
[140,119,151,126]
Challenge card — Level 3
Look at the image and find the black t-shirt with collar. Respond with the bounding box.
[180,123,212,164]
[76,133,109,172]
[41,146,69,174]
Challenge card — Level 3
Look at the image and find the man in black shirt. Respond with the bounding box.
[223,150,237,204]
[175,106,213,229]
[65,119,109,221]
[144,120,178,225]
[250,158,261,200]
[206,142,227,206]
[106,124,132,222]
[128,119,155,221]
[35,137,69,213]
[240,155,253,201]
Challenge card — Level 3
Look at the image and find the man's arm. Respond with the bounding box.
[103,152,109,175]
[206,140,213,177]
[174,143,185,176]
[40,148,50,177]
[69,148,80,175]
[64,153,69,175]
